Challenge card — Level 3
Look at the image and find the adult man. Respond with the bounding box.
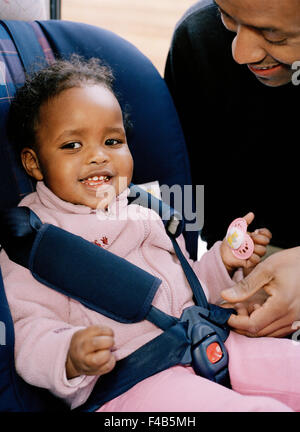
[165,0,300,335]
[165,0,300,250]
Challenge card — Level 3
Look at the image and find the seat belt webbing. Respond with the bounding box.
[170,236,208,309]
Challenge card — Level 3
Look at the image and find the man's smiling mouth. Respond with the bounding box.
[247,63,287,78]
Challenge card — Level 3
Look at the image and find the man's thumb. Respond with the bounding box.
[221,281,256,303]
[221,264,272,302]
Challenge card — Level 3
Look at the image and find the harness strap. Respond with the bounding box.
[146,306,179,330]
[169,235,208,308]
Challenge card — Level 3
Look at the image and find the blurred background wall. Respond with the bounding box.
[61,0,197,76]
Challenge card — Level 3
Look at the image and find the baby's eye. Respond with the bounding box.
[61,142,82,149]
[105,138,122,146]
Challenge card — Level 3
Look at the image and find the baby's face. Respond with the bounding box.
[30,84,133,209]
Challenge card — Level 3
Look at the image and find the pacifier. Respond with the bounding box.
[226,218,254,260]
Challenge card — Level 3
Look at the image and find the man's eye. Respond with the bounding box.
[61,142,81,149]
[219,12,236,30]
[105,138,122,146]
[265,38,287,46]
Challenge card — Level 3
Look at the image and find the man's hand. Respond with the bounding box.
[66,325,116,379]
[221,247,300,337]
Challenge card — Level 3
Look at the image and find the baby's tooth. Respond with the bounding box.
[83,175,109,183]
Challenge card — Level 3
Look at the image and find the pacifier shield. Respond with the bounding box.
[226,218,254,260]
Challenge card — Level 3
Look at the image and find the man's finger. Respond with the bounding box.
[221,261,273,302]
[227,295,282,334]
[263,326,294,338]
[254,314,294,337]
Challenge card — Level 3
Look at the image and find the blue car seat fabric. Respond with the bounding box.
[0,19,196,411]
[0,22,67,410]
[0,22,30,208]
[0,21,54,210]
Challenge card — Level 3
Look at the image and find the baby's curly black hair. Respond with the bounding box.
[7,54,131,153]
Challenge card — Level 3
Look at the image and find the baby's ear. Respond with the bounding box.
[21,147,43,181]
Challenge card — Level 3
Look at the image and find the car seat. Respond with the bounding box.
[0,15,197,411]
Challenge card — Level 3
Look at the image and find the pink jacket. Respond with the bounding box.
[1,182,239,409]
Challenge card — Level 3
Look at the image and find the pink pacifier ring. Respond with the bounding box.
[226,218,254,260]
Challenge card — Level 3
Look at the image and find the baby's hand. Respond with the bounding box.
[220,212,272,277]
[243,227,272,276]
[66,325,116,379]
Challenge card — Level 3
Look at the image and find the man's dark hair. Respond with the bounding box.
[7,54,131,152]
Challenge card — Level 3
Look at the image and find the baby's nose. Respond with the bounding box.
[87,146,109,164]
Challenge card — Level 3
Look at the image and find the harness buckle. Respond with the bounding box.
[180,306,230,385]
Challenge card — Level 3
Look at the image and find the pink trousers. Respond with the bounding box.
[98,331,300,412]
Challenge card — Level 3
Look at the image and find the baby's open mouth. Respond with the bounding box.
[80,175,111,187]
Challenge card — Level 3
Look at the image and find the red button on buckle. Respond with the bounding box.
[206,342,223,364]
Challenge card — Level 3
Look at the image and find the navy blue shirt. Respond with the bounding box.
[165,0,299,249]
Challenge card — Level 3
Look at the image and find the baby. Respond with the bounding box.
[2,55,299,412]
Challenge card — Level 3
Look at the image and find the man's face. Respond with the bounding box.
[214,0,300,86]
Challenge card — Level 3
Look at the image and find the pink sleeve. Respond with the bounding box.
[177,237,240,304]
[1,250,97,409]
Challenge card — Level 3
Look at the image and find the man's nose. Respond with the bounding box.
[232,25,266,65]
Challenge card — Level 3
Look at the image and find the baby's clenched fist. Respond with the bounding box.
[66,325,116,379]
